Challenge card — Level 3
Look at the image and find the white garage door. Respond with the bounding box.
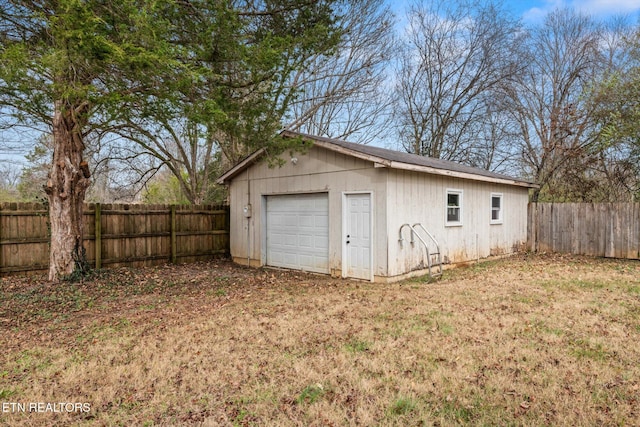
[266,193,329,273]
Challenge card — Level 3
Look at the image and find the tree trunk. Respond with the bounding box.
[45,100,91,281]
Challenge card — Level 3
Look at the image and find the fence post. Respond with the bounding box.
[527,203,536,252]
[170,205,177,264]
[0,204,3,273]
[95,203,102,269]
[225,205,230,255]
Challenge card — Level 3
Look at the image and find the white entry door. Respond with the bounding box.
[266,193,329,273]
[344,193,372,280]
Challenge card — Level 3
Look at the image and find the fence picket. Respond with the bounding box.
[95,203,102,269]
[529,203,640,259]
[0,202,229,275]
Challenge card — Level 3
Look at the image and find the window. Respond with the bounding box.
[446,189,462,226]
[491,193,503,224]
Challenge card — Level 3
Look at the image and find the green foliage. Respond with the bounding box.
[63,241,92,283]
[0,188,17,202]
[263,134,314,167]
[197,1,341,161]
[587,30,640,201]
[0,388,15,399]
[344,339,371,353]
[89,0,343,204]
[142,170,190,205]
[389,397,417,416]
[1,0,345,210]
[296,384,326,405]
[17,137,52,202]
[569,338,610,361]
[0,0,184,124]
[595,69,640,145]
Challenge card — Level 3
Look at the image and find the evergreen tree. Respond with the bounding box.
[1,0,342,280]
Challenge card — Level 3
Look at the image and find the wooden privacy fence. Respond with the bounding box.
[0,202,230,275]
[528,203,640,259]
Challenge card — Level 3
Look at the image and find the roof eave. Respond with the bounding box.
[388,161,538,188]
[216,148,266,185]
[311,139,392,167]
[219,130,539,189]
[286,131,537,188]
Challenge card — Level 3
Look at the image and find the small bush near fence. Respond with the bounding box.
[0,202,230,275]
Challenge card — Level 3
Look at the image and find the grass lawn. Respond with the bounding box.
[1,254,639,426]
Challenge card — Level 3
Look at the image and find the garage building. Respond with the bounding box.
[217,131,536,282]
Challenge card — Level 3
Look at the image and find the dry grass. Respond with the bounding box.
[1,254,639,426]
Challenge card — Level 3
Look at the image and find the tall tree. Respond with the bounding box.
[500,8,607,201]
[1,0,343,278]
[98,0,343,204]
[0,0,185,280]
[285,0,396,144]
[0,161,20,201]
[17,135,52,202]
[394,0,521,168]
[590,21,640,201]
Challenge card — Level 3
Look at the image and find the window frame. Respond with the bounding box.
[490,193,503,224]
[445,189,463,227]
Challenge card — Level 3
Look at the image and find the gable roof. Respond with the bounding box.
[217,130,538,188]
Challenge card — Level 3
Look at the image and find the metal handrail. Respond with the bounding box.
[398,223,442,278]
[398,223,414,247]
[412,223,440,251]
[413,223,442,277]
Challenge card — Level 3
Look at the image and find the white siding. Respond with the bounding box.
[386,169,529,277]
[228,145,388,278]
[227,144,530,281]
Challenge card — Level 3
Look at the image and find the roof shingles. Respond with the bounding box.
[218,130,537,188]
[282,130,536,187]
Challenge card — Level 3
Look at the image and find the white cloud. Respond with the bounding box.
[522,7,550,22]
[522,0,640,22]
[522,0,566,23]
[572,0,640,14]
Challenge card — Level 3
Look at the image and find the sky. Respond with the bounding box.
[511,0,640,22]
[389,0,640,22]
[3,0,640,171]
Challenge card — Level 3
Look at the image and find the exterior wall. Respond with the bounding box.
[386,169,529,278]
[228,146,388,278]
[227,145,530,281]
